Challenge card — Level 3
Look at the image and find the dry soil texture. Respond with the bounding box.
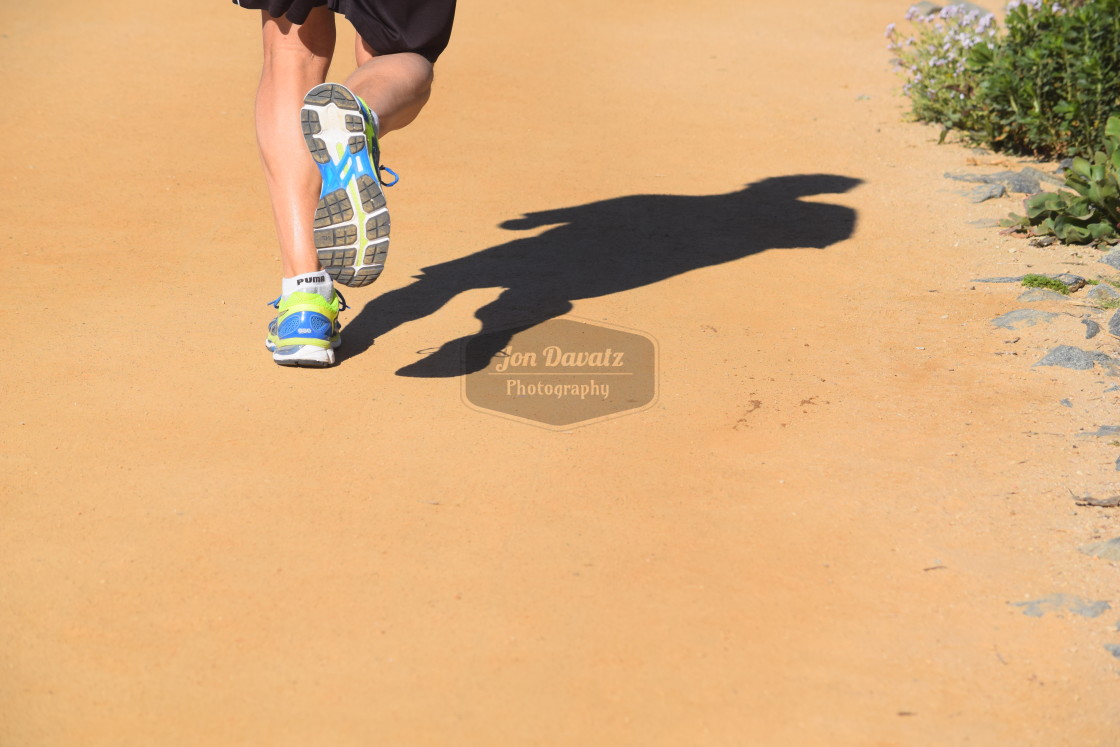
[2,1,1119,744]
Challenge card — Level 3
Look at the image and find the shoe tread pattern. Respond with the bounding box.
[302,83,390,288]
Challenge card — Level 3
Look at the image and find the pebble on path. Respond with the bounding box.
[1100,249,1120,271]
[970,183,1005,203]
[1087,284,1120,302]
[1034,346,1119,371]
[1079,538,1120,561]
[991,309,1060,329]
[1082,318,1101,339]
[1079,425,1120,438]
[1018,288,1069,303]
[1011,594,1112,618]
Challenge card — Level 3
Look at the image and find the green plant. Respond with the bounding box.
[1020,274,1072,293]
[968,0,1120,157]
[1099,297,1120,309]
[888,0,1120,157]
[886,7,998,137]
[1005,116,1120,244]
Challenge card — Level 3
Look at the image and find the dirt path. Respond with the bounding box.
[2,0,1118,744]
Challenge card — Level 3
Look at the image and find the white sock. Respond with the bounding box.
[282,270,333,302]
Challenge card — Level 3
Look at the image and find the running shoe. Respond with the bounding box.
[301,83,398,288]
[265,290,347,368]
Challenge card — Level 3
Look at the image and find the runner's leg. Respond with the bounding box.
[256,7,336,277]
[344,35,434,136]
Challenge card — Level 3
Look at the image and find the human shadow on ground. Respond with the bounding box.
[338,174,863,376]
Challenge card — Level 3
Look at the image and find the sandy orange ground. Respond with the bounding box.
[2,0,1119,744]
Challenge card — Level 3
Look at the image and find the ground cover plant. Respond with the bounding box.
[1004,115,1120,244]
[888,0,1120,158]
[1019,274,1071,293]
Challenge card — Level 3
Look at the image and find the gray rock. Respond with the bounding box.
[944,167,1053,195]
[1018,288,1069,302]
[909,1,941,16]
[1036,346,1096,369]
[1029,236,1058,247]
[1080,538,1120,561]
[1060,398,1073,407]
[1083,318,1101,339]
[1088,284,1120,301]
[1110,310,1120,337]
[1079,425,1120,438]
[967,218,1001,228]
[1020,166,1066,187]
[1117,455,1120,471]
[1054,273,1087,291]
[1002,170,1044,194]
[1105,644,1120,659]
[970,183,1005,203]
[991,309,1060,329]
[1034,346,1119,371]
[1011,594,1112,618]
[1101,249,1120,271]
[944,172,1001,184]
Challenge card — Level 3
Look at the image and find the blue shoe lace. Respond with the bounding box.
[379,165,400,187]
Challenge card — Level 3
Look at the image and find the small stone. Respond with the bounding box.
[1000,170,1043,195]
[1105,644,1120,659]
[1060,398,1073,407]
[1088,284,1120,301]
[967,218,1001,228]
[1079,538,1120,561]
[945,172,994,184]
[1029,236,1058,247]
[1082,318,1101,339]
[1011,594,1112,618]
[1019,166,1065,187]
[1100,249,1120,271]
[991,309,1060,329]
[1080,425,1120,438]
[1116,455,1120,472]
[970,183,1005,203]
[1034,345,1112,370]
[1110,310,1120,337]
[1018,288,1069,302]
[1053,273,1087,291]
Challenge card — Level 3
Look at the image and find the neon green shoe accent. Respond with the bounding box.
[266,291,346,352]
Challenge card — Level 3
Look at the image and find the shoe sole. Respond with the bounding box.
[271,344,336,368]
[266,333,341,368]
[301,83,389,288]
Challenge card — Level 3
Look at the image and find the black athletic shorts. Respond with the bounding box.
[233,0,456,63]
